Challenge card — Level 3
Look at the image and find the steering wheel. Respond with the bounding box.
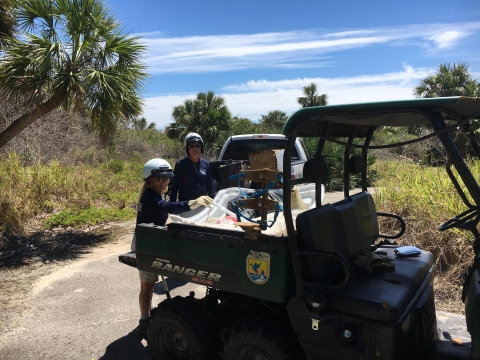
[438,207,480,231]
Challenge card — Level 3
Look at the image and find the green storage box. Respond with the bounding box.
[135,222,296,303]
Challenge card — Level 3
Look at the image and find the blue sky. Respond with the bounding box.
[105,0,480,130]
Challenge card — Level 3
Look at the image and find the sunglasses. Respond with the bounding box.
[151,168,172,176]
[189,144,201,149]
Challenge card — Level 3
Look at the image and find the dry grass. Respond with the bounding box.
[374,161,476,313]
[0,152,140,235]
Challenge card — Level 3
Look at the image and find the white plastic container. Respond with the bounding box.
[186,183,322,223]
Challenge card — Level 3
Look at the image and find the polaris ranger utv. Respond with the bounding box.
[120,97,480,360]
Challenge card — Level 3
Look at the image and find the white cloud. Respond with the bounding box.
[428,31,467,49]
[141,22,480,74]
[223,65,431,92]
[143,65,433,130]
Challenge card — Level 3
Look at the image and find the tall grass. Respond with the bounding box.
[373,161,476,312]
[0,152,142,234]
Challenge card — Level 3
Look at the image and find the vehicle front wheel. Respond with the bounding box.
[222,319,304,360]
[148,296,220,360]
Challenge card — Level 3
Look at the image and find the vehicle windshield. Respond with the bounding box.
[222,138,300,161]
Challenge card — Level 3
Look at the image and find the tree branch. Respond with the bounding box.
[0,93,64,149]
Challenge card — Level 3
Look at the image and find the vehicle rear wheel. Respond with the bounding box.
[148,296,220,360]
[222,319,304,360]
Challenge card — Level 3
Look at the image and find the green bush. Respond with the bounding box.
[105,159,124,173]
[46,206,135,227]
[0,152,142,235]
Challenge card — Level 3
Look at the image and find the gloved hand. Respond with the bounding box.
[353,252,395,273]
[188,196,214,210]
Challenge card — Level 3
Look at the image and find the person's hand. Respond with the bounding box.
[188,196,214,209]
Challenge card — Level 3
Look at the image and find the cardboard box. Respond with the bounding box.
[248,149,284,173]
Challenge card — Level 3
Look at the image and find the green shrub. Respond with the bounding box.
[0,152,142,235]
[46,207,135,228]
[105,159,124,173]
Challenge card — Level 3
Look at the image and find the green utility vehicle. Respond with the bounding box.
[121,97,480,360]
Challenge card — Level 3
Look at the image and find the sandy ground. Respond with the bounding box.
[0,221,135,338]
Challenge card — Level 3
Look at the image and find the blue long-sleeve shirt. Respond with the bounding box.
[169,157,217,201]
[136,187,190,226]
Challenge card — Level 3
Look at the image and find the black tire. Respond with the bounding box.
[222,319,305,360]
[148,295,220,360]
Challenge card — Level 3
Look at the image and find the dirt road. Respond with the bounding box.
[0,224,205,359]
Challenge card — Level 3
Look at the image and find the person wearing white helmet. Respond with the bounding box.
[169,133,216,216]
[132,158,213,336]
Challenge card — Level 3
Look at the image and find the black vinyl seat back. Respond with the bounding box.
[296,191,379,285]
[303,156,329,207]
[348,154,365,174]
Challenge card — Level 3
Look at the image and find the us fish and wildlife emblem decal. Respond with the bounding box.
[247,251,270,284]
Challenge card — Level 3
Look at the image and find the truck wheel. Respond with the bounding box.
[222,319,304,360]
[148,296,220,360]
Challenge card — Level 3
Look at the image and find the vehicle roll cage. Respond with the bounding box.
[281,98,480,298]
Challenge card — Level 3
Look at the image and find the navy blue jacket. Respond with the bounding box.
[136,187,190,226]
[170,157,216,201]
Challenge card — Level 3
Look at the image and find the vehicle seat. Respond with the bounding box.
[296,191,379,286]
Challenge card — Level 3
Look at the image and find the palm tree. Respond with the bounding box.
[197,91,226,113]
[0,0,147,149]
[132,117,147,130]
[414,62,480,98]
[297,82,328,108]
[0,0,17,49]
[259,110,288,131]
[196,91,230,146]
[413,62,480,162]
[166,91,230,148]
[131,117,155,130]
[131,117,156,130]
[167,98,199,140]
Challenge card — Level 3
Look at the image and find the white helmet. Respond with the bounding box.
[184,132,204,155]
[142,158,174,180]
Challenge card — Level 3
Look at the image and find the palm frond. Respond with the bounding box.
[0,0,148,148]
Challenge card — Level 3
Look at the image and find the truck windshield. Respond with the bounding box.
[222,139,300,161]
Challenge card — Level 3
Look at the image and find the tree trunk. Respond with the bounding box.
[0,93,64,150]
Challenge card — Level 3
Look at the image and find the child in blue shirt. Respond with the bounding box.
[133,158,212,336]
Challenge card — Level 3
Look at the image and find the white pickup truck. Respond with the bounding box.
[211,134,311,190]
